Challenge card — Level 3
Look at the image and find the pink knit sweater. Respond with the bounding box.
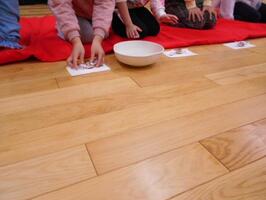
[48,0,116,41]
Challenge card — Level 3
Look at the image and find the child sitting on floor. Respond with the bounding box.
[48,0,116,68]
[0,0,22,49]
[112,0,179,39]
[165,0,217,29]
[213,0,266,22]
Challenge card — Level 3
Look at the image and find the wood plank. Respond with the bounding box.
[32,143,228,200]
[206,63,266,85]
[200,119,266,170]
[1,77,266,166]
[0,61,67,85]
[0,78,58,99]
[0,146,96,200]
[254,119,266,144]
[86,94,266,174]
[0,77,138,115]
[56,71,123,88]
[247,38,266,55]
[20,4,51,17]
[106,49,266,87]
[170,157,266,200]
[0,77,215,136]
[249,38,266,48]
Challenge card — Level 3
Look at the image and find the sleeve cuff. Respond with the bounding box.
[185,1,197,9]
[203,0,212,7]
[94,28,106,39]
[157,8,167,19]
[67,30,80,42]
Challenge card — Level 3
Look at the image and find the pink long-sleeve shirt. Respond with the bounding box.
[213,0,262,19]
[48,0,116,42]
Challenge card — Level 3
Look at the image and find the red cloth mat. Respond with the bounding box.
[1,16,266,65]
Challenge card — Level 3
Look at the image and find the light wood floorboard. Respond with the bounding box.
[200,119,266,170]
[32,144,228,200]
[0,146,96,200]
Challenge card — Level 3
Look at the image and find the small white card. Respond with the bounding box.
[66,63,111,76]
[223,41,255,49]
[164,48,198,58]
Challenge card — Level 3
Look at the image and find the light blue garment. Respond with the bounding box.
[0,0,22,49]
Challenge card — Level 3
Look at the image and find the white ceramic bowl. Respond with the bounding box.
[113,41,164,67]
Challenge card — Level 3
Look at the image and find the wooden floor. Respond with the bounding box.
[0,4,266,200]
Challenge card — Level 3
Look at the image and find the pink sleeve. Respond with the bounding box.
[92,0,116,39]
[212,0,220,7]
[150,0,166,20]
[219,0,235,19]
[48,0,80,41]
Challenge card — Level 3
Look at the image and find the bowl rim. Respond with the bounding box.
[113,40,165,58]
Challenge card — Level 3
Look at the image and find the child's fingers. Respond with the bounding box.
[192,13,196,22]
[67,56,73,68]
[169,14,178,20]
[127,29,135,38]
[126,30,132,39]
[90,51,95,64]
[80,51,85,64]
[72,53,79,68]
[189,13,194,22]
[96,52,104,67]
[136,26,142,32]
[130,31,135,38]
[169,15,178,23]
[197,12,203,21]
[133,30,140,38]
[170,16,178,23]
[188,12,192,21]
[204,9,212,20]
[132,30,137,38]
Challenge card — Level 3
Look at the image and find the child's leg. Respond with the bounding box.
[0,0,21,49]
[258,3,266,22]
[112,8,149,38]
[57,16,94,43]
[234,2,261,22]
[112,12,128,38]
[133,7,160,36]
[77,16,94,43]
[165,0,206,29]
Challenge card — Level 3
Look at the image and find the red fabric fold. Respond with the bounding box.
[1,16,266,65]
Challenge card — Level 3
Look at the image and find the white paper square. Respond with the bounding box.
[66,64,111,76]
[164,48,198,58]
[223,41,255,49]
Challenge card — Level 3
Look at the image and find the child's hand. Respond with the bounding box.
[90,35,105,67]
[188,7,203,22]
[160,14,179,25]
[68,37,85,68]
[126,24,142,39]
[203,6,217,20]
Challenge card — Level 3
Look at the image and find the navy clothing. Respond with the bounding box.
[234,2,266,23]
